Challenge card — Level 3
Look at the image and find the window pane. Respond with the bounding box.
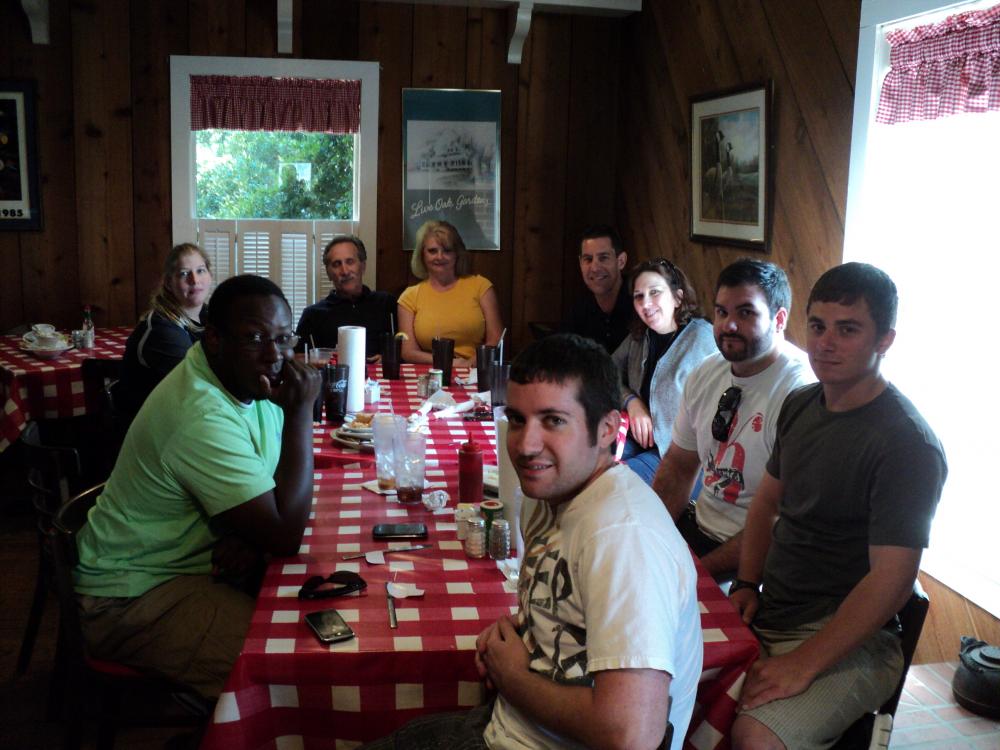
[195,130,354,220]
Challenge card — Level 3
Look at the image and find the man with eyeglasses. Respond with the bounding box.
[73,274,321,704]
[565,225,637,353]
[729,263,945,750]
[295,235,396,358]
[652,259,813,580]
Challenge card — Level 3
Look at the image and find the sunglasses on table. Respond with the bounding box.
[711,386,743,443]
[298,571,368,600]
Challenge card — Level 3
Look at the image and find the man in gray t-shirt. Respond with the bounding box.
[728,264,946,750]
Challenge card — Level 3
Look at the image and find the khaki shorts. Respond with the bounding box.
[78,574,254,700]
[739,617,903,750]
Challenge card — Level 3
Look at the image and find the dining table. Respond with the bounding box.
[0,327,130,453]
[199,364,759,750]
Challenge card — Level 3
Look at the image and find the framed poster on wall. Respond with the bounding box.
[402,89,500,251]
[0,80,42,231]
[690,82,772,250]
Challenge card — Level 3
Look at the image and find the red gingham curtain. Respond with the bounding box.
[190,75,360,133]
[876,4,1000,124]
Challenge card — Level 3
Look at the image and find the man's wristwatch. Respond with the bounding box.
[728,579,761,596]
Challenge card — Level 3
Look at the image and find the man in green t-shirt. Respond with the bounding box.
[73,274,321,702]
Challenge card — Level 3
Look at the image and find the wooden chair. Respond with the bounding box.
[832,581,930,750]
[15,422,82,679]
[49,483,207,749]
[79,358,126,476]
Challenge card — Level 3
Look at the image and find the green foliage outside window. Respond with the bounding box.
[195,130,354,220]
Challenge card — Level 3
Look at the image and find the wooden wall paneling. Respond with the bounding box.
[71,0,135,327]
[915,573,1000,665]
[762,0,855,223]
[302,0,360,60]
[510,14,573,351]
[131,0,189,320]
[358,1,413,298]
[716,1,847,344]
[817,0,862,91]
[464,7,517,335]
[245,0,281,58]
[560,14,622,322]
[411,5,468,90]
[14,0,80,331]
[188,0,247,56]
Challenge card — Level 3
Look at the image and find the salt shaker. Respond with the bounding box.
[464,517,486,558]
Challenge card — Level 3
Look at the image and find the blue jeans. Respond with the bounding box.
[621,437,660,485]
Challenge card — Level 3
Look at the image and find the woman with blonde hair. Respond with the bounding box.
[397,220,503,367]
[115,243,213,420]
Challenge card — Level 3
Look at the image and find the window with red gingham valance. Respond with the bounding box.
[190,75,361,133]
[876,3,1000,124]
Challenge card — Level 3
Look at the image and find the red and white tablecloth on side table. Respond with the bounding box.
[0,328,130,452]
[200,461,759,749]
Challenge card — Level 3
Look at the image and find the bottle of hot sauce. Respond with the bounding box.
[458,434,484,505]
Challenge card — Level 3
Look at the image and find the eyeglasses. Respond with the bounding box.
[711,386,743,443]
[298,571,368,600]
[229,332,300,351]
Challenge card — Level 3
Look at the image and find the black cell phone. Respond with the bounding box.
[372,522,428,539]
[304,608,356,644]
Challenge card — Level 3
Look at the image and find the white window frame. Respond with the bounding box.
[846,0,1000,615]
[169,56,380,293]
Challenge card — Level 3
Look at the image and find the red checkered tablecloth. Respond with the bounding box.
[0,328,130,452]
[200,461,759,750]
[313,364,498,468]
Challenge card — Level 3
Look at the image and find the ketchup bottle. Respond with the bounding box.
[458,434,484,504]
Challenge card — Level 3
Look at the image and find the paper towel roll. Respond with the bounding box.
[337,326,367,413]
[494,415,524,561]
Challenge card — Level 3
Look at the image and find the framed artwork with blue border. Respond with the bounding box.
[0,79,42,232]
[402,89,500,251]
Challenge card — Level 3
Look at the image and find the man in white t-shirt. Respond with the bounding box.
[653,259,814,580]
[361,334,702,750]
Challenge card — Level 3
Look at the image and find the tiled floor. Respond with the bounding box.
[891,662,1000,748]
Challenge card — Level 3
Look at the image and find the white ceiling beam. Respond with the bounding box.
[20,0,50,45]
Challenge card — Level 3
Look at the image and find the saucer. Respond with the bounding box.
[20,340,74,360]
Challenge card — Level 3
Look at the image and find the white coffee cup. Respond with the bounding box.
[32,323,57,337]
[23,325,63,348]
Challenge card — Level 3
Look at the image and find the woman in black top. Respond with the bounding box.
[115,243,213,421]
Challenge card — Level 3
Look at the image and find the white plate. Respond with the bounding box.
[330,428,374,452]
[19,341,74,359]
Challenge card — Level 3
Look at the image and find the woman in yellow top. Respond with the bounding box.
[398,220,504,367]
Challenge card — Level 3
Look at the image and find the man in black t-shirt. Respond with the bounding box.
[295,235,395,358]
[564,225,636,353]
[728,263,946,750]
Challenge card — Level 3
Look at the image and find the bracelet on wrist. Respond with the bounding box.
[728,579,761,596]
[623,394,637,409]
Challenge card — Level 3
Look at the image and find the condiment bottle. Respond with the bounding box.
[465,517,486,558]
[458,435,484,504]
[489,519,511,560]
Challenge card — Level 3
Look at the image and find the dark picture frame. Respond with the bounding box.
[402,88,501,251]
[690,82,772,250]
[0,79,42,232]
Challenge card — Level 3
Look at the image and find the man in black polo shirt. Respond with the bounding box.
[295,235,396,358]
[564,225,636,354]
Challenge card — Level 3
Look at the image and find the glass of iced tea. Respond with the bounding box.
[373,414,405,491]
[392,431,425,504]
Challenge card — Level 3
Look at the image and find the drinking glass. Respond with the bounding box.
[381,333,402,380]
[476,344,497,392]
[431,337,455,386]
[392,431,426,504]
[373,414,405,491]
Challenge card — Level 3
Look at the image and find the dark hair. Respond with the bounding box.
[627,258,702,337]
[323,235,367,264]
[579,225,624,256]
[206,274,290,332]
[509,333,619,449]
[716,258,791,317]
[807,262,898,335]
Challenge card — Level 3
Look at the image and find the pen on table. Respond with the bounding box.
[341,544,431,560]
[385,582,398,629]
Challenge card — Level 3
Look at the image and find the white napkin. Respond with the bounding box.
[337,326,367,413]
[386,582,425,598]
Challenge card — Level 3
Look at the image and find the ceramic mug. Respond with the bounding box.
[23,325,63,348]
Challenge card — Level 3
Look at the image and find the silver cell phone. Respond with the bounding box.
[372,522,428,539]
[304,608,356,644]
